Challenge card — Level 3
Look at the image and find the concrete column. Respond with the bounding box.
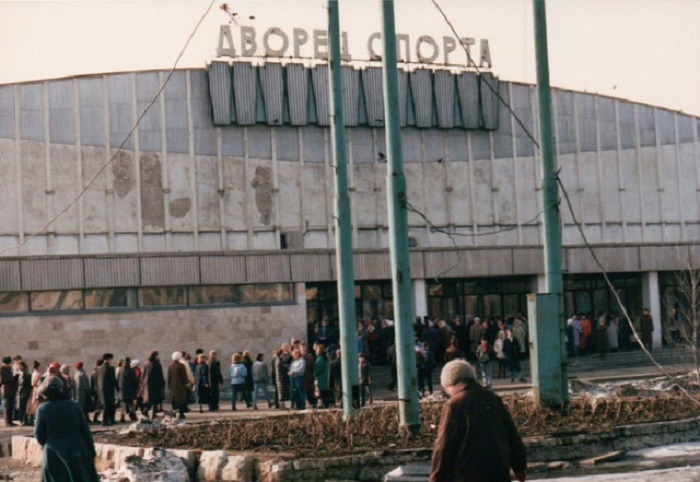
[413,279,427,320]
[536,274,547,294]
[641,271,662,349]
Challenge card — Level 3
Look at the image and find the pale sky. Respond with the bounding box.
[1,0,700,116]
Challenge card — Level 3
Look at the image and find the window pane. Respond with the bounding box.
[382,284,393,297]
[382,300,394,319]
[240,283,293,303]
[362,285,382,300]
[31,290,83,311]
[188,286,236,306]
[502,280,528,293]
[428,284,443,296]
[139,287,185,307]
[85,289,136,309]
[502,294,523,317]
[306,287,319,301]
[0,293,29,313]
[484,294,500,317]
[463,282,481,295]
[463,295,480,318]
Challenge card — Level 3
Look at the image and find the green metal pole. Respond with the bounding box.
[328,0,360,416]
[381,0,420,434]
[532,0,568,405]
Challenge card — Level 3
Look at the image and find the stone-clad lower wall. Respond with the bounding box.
[526,417,700,462]
[0,284,306,372]
[11,416,700,482]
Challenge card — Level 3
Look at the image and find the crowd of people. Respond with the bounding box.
[565,308,655,358]
[0,310,541,429]
[310,313,531,396]
[0,338,367,427]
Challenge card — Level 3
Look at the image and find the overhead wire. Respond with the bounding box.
[427,0,697,400]
[0,0,217,257]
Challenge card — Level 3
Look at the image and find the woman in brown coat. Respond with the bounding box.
[141,351,165,419]
[167,352,189,418]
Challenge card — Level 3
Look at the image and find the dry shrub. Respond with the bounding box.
[102,396,700,457]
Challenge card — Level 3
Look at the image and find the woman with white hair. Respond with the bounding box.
[167,352,189,418]
[430,360,527,482]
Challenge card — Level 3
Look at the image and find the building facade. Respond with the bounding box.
[0,60,698,363]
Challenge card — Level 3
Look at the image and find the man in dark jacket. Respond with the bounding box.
[0,356,18,426]
[430,359,526,482]
[96,353,118,426]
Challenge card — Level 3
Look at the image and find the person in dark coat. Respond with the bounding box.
[329,348,343,407]
[242,351,254,408]
[141,350,165,419]
[167,351,189,418]
[0,356,18,427]
[89,359,103,424]
[430,360,526,482]
[34,376,99,482]
[118,357,139,422]
[17,360,33,426]
[639,308,654,351]
[96,353,118,426]
[275,344,292,409]
[194,354,210,413]
[207,350,224,411]
[503,329,526,383]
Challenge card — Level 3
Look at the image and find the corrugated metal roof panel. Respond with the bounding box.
[479,73,500,130]
[311,66,331,126]
[433,70,455,128]
[341,66,360,126]
[286,64,309,126]
[409,69,433,128]
[0,260,21,291]
[48,80,75,144]
[21,258,84,291]
[200,255,247,284]
[512,248,544,274]
[0,86,15,139]
[140,256,200,286]
[84,257,139,287]
[78,78,105,146]
[107,74,134,149]
[290,252,332,281]
[398,70,408,127]
[245,254,291,283]
[354,252,391,279]
[208,61,232,126]
[409,251,425,279]
[456,72,480,129]
[566,246,640,273]
[19,83,44,142]
[423,250,462,278]
[232,62,257,125]
[361,67,384,127]
[259,63,284,126]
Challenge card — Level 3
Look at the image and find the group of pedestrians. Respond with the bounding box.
[566,309,655,358]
